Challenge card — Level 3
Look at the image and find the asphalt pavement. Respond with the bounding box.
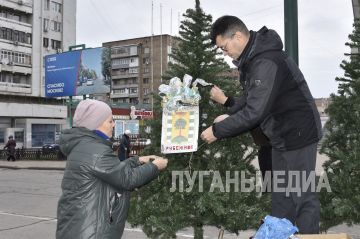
[0,160,359,239]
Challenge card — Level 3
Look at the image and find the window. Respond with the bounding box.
[6,28,12,41]
[130,88,138,94]
[43,18,49,31]
[143,67,150,73]
[31,124,56,147]
[44,0,50,10]
[0,130,4,143]
[51,20,61,32]
[143,78,150,84]
[1,50,31,65]
[143,88,150,95]
[13,30,19,42]
[0,8,22,22]
[51,1,62,13]
[143,98,150,104]
[51,39,61,50]
[129,67,138,74]
[43,37,49,48]
[19,31,26,43]
[144,47,150,54]
[112,58,129,66]
[143,57,150,64]
[26,33,32,44]
[12,13,20,22]
[0,28,31,44]
[111,47,129,55]
[114,88,127,94]
[129,98,139,104]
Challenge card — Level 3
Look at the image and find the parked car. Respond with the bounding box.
[86,79,94,86]
[42,143,60,154]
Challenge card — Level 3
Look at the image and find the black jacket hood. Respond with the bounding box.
[234,26,283,69]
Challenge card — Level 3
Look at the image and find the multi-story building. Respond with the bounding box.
[103,34,174,110]
[0,0,76,148]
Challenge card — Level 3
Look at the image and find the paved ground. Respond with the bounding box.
[0,159,359,239]
[0,166,255,239]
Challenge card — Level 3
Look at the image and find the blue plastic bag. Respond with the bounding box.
[253,215,299,239]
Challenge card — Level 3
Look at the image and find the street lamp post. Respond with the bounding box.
[284,0,299,65]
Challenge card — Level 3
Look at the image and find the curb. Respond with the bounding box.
[0,165,65,171]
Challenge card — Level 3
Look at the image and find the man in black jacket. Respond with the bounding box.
[201,15,322,233]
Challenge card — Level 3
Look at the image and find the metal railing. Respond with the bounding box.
[0,141,148,161]
[0,148,66,161]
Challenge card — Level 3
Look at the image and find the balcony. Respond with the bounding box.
[1,0,33,14]
[112,84,138,89]
[0,63,32,74]
[0,82,31,94]
[111,46,139,58]
[112,63,130,69]
[112,72,138,79]
[0,16,32,30]
[111,92,139,98]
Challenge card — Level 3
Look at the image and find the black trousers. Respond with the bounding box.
[7,155,16,161]
[271,142,320,234]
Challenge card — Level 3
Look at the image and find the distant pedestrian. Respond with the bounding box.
[56,99,168,239]
[4,135,16,161]
[118,129,131,161]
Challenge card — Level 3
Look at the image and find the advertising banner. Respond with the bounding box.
[45,47,111,97]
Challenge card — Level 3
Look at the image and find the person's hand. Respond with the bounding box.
[139,155,157,164]
[152,157,168,170]
[214,114,229,123]
[210,85,228,105]
[200,126,217,144]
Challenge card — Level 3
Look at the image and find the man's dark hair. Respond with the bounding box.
[210,15,249,45]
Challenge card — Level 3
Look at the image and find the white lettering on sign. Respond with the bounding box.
[47,83,65,88]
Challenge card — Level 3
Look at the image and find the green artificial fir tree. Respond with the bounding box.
[320,20,360,231]
[128,1,270,238]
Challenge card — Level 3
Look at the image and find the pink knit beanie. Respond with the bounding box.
[73,99,112,130]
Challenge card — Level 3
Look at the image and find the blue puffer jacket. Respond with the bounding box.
[56,127,159,239]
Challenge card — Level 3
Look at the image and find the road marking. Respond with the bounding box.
[0,211,57,221]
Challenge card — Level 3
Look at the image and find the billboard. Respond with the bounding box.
[44,47,111,97]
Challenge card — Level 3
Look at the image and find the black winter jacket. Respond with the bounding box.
[56,127,159,239]
[213,26,322,151]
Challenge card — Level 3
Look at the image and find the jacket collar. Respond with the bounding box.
[232,30,256,69]
[93,130,110,141]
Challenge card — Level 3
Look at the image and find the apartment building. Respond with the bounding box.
[103,34,174,110]
[0,0,76,148]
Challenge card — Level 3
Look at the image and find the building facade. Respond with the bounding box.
[0,0,76,148]
[103,34,174,110]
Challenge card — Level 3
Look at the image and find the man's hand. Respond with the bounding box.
[201,126,217,144]
[210,86,228,105]
[214,114,229,123]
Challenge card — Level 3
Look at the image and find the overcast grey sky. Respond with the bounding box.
[76,0,354,98]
